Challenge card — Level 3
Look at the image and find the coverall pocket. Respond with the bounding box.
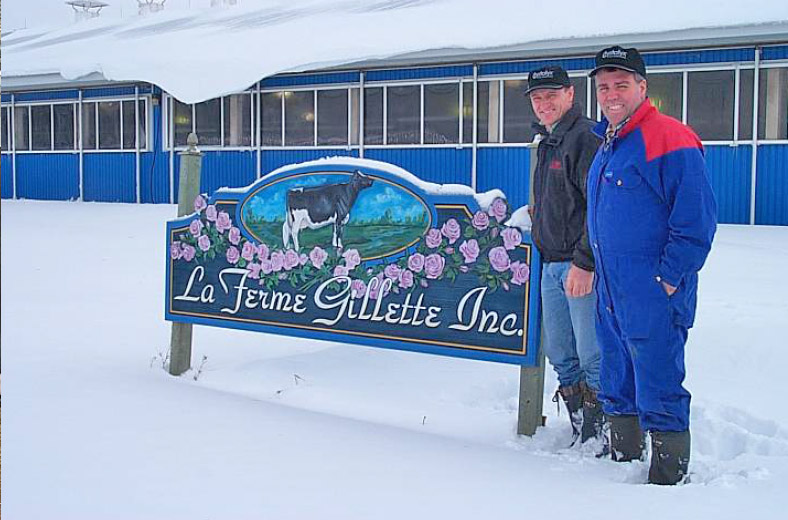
[615,256,669,340]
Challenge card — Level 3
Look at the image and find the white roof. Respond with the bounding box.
[4,0,788,104]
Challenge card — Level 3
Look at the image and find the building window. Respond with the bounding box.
[758,67,788,140]
[477,81,500,144]
[387,85,420,145]
[223,94,252,147]
[54,104,76,151]
[647,73,683,121]
[688,70,735,141]
[462,82,473,144]
[569,76,588,118]
[1,107,9,152]
[739,69,755,140]
[82,102,97,149]
[31,105,52,151]
[350,88,360,146]
[424,83,459,144]
[317,89,348,146]
[285,91,315,146]
[98,101,121,149]
[260,92,283,146]
[364,87,383,145]
[120,100,146,150]
[503,79,536,143]
[173,99,192,147]
[195,98,221,146]
[14,106,30,151]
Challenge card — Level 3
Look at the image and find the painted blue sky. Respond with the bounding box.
[244,174,428,224]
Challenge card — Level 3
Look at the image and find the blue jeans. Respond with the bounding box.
[541,261,601,392]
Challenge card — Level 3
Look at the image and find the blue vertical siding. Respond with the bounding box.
[475,147,532,210]
[755,144,788,226]
[15,154,80,200]
[1,155,13,198]
[140,151,170,204]
[83,153,136,203]
[363,148,472,185]
[201,150,257,194]
[260,149,358,177]
[704,145,752,225]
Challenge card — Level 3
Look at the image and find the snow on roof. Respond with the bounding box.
[3,0,788,104]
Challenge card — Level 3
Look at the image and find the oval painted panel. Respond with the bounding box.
[240,172,431,260]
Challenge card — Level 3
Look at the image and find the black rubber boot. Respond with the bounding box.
[553,384,584,446]
[609,415,645,462]
[580,383,605,443]
[648,430,691,485]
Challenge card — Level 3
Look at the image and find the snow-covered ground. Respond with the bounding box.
[2,199,787,519]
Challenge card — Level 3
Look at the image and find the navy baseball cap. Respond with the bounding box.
[525,66,571,95]
[589,46,647,78]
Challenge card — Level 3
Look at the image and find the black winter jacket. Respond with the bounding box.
[531,104,600,270]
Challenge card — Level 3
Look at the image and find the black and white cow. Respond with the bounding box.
[283,170,374,250]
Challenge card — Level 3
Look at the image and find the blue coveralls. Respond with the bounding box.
[586,99,717,433]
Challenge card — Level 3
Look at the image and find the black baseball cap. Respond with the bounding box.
[589,46,647,78]
[525,66,571,95]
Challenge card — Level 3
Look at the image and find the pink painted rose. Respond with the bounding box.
[270,250,285,272]
[226,246,240,265]
[260,259,273,275]
[189,219,203,237]
[257,244,270,262]
[440,218,461,244]
[216,211,232,233]
[488,197,508,223]
[491,226,500,238]
[425,228,443,249]
[333,265,349,277]
[197,235,211,252]
[284,249,300,270]
[408,253,425,273]
[309,246,328,269]
[241,242,257,261]
[501,227,522,251]
[228,227,241,245]
[459,239,480,264]
[170,241,182,260]
[488,246,511,273]
[248,262,262,279]
[351,279,367,299]
[510,261,531,285]
[472,211,489,230]
[205,205,218,222]
[445,247,454,254]
[384,264,402,281]
[181,244,196,262]
[343,249,361,270]
[194,194,207,213]
[424,253,446,280]
[398,269,414,289]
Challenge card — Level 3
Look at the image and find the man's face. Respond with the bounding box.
[529,86,574,128]
[594,68,647,126]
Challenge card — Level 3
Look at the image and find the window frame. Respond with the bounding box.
[81,96,151,153]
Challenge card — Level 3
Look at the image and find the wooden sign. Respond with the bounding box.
[165,159,541,365]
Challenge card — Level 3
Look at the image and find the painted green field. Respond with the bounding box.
[246,221,427,258]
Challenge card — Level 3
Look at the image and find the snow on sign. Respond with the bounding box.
[165,159,541,365]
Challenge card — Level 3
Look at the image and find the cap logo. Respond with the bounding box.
[531,70,554,80]
[602,49,628,60]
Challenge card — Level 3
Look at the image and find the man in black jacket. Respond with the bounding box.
[526,66,603,446]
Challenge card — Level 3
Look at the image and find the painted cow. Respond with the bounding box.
[283,170,374,250]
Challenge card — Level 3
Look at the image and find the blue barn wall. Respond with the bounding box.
[755,144,788,226]
[140,101,171,204]
[704,145,753,225]
[476,147,532,210]
[16,154,80,200]
[363,148,472,186]
[1,155,13,198]
[260,149,358,177]
[83,153,137,203]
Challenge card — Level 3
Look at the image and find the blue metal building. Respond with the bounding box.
[2,22,787,225]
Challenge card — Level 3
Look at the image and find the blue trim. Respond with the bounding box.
[481,58,595,76]
[366,65,474,82]
[644,47,755,66]
[1,94,11,103]
[14,90,80,102]
[762,45,788,61]
[83,86,138,99]
[261,72,360,88]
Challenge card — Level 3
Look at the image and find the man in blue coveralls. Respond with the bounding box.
[587,46,717,485]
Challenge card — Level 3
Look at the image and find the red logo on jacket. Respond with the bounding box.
[549,159,562,170]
